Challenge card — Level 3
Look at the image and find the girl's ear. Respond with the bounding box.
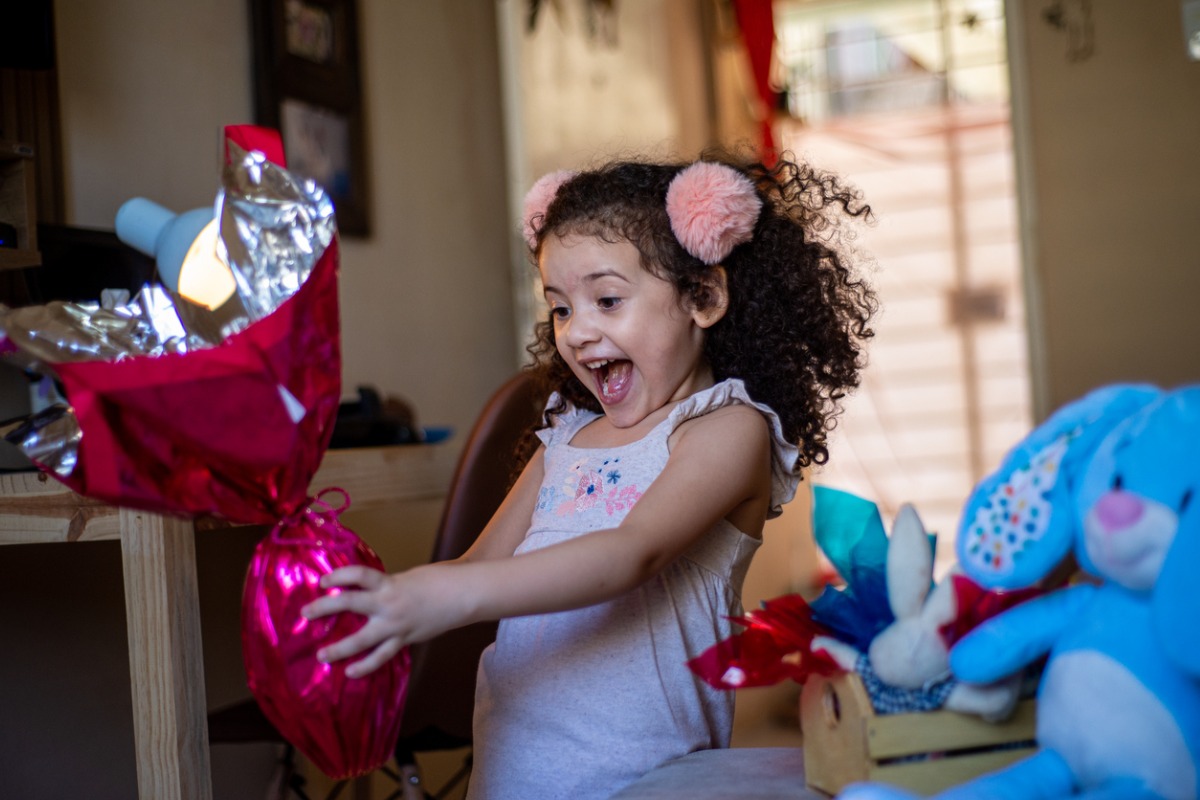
[691,266,729,329]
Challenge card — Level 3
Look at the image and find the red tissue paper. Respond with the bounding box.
[688,593,840,690]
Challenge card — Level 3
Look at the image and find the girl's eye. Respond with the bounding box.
[597,297,621,310]
[550,306,571,321]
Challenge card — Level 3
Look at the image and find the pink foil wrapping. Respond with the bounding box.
[244,493,410,780]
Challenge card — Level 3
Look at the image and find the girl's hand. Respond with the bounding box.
[299,449,544,679]
[301,561,471,678]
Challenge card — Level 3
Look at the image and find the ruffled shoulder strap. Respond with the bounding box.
[534,392,601,449]
[666,378,801,518]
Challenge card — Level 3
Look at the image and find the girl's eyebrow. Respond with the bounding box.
[543,270,630,296]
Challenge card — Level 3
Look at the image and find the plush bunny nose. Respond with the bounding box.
[1094,490,1144,532]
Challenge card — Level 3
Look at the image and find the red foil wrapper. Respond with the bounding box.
[243,493,410,780]
[51,238,340,522]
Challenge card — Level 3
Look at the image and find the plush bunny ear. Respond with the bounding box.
[958,383,1161,589]
[1150,387,1200,677]
[886,504,934,620]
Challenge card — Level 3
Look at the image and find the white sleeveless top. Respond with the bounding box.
[467,379,800,800]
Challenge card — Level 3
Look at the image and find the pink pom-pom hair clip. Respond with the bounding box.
[665,162,762,265]
[522,169,577,251]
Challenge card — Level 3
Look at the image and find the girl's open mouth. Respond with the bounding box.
[591,359,633,404]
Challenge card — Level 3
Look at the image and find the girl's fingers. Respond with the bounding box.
[315,621,391,664]
[303,588,383,620]
[297,566,411,672]
[344,638,406,679]
[320,565,383,590]
[302,567,388,619]
[302,593,343,620]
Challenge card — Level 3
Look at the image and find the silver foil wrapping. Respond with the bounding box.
[0,143,335,478]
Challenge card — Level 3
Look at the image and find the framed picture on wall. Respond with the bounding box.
[250,0,369,236]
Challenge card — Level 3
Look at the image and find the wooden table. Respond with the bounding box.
[0,443,456,800]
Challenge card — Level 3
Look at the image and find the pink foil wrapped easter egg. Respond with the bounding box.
[242,497,410,779]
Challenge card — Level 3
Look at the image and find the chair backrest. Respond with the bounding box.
[396,371,541,750]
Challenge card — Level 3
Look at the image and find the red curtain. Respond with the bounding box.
[731,0,778,165]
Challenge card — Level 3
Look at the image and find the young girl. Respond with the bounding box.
[303,152,876,799]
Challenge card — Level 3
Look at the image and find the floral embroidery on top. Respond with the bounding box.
[536,485,557,512]
[543,455,642,516]
[604,485,642,515]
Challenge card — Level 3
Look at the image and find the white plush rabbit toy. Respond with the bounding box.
[813,503,1021,721]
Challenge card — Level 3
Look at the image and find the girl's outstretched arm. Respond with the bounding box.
[305,403,772,677]
[301,443,547,677]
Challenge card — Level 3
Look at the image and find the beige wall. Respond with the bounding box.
[505,0,714,177]
[1008,0,1200,416]
[499,0,724,348]
[56,0,519,439]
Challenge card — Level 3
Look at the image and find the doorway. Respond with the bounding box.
[775,0,1032,569]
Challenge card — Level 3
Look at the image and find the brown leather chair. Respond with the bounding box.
[391,370,540,798]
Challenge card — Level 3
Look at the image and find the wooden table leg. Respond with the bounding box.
[120,509,213,800]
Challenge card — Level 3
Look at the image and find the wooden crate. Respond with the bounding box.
[800,672,1037,797]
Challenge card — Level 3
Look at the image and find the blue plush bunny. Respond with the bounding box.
[837,384,1200,800]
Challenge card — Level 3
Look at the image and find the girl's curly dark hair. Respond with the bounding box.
[522,149,877,470]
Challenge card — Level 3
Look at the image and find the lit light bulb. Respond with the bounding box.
[176,220,236,309]
[115,198,240,310]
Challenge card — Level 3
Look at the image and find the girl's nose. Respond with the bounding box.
[562,312,599,348]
